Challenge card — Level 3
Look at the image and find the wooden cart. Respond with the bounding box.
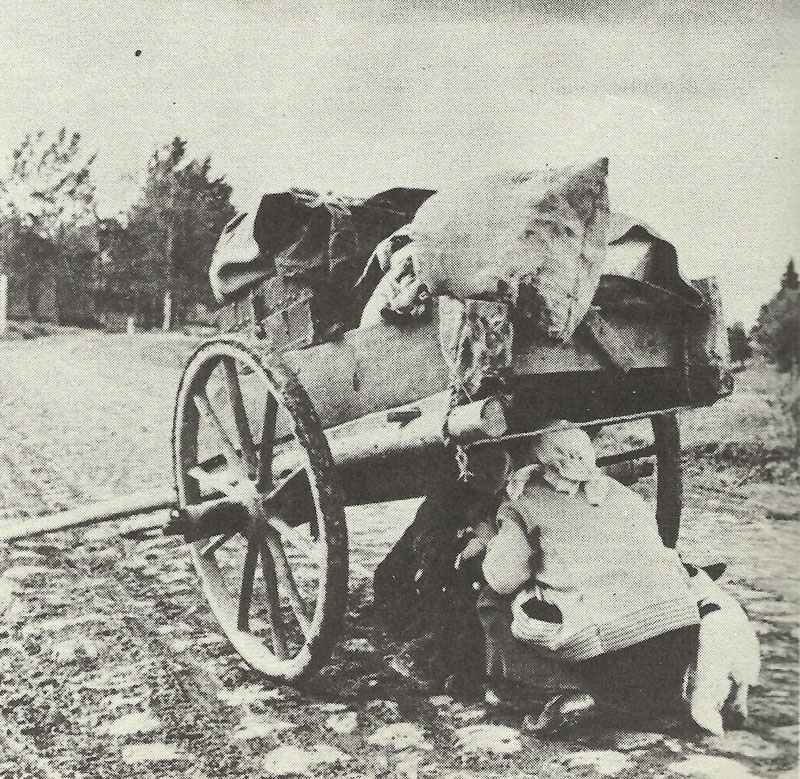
[0,273,732,684]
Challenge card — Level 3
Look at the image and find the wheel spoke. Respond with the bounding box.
[265,528,311,637]
[268,516,322,563]
[269,515,370,580]
[261,464,305,504]
[193,392,249,481]
[221,358,258,478]
[237,535,259,631]
[260,542,289,659]
[258,393,278,491]
[200,530,237,559]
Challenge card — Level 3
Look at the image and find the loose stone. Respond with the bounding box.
[669,755,761,779]
[261,744,351,776]
[99,711,161,737]
[455,724,521,755]
[368,723,430,751]
[560,750,633,776]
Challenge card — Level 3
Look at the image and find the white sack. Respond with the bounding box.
[405,157,610,342]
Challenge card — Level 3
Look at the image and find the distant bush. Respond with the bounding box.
[780,376,800,454]
[751,259,799,375]
[727,321,753,363]
[100,136,236,328]
[0,128,99,323]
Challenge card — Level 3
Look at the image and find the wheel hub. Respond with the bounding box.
[172,338,348,681]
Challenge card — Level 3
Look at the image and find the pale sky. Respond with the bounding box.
[1,0,798,325]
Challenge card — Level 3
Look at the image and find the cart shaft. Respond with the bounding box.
[0,487,176,542]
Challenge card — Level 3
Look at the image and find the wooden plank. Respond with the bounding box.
[513,315,673,376]
[580,310,639,373]
[281,302,674,431]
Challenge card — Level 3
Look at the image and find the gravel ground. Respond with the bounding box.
[0,333,797,779]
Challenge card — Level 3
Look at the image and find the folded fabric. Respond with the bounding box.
[511,588,564,648]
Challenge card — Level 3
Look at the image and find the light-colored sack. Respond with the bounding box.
[405,157,610,342]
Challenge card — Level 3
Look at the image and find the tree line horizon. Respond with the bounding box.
[0,126,797,374]
[0,129,234,330]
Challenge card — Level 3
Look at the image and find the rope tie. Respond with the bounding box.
[438,299,479,482]
[293,188,359,217]
[455,444,473,482]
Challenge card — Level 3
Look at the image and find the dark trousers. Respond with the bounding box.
[478,586,699,711]
[573,625,699,715]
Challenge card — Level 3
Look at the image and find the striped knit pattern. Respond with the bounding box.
[484,474,700,661]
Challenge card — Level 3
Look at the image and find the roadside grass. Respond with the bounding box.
[679,361,798,486]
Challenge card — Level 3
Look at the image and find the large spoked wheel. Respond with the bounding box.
[595,412,682,548]
[172,338,348,682]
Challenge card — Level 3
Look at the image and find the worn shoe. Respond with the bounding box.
[523,692,597,735]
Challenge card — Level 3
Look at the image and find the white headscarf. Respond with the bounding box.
[507,423,610,505]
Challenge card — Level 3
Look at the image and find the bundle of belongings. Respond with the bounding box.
[209,158,705,380]
[361,157,611,342]
[358,157,708,397]
[209,187,436,339]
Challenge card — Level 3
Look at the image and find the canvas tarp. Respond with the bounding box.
[605,212,702,305]
[209,187,434,303]
[209,169,703,337]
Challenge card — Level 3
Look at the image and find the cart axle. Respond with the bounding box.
[164,499,249,542]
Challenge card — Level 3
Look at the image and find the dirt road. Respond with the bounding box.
[0,333,797,778]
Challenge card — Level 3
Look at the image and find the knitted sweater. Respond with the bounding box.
[482,474,699,662]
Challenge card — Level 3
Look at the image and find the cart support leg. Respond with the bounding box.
[652,413,682,549]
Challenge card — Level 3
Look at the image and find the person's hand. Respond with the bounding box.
[459,536,487,563]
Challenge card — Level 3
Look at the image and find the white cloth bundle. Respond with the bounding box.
[391,158,610,342]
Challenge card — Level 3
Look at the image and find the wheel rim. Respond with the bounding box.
[172,338,348,680]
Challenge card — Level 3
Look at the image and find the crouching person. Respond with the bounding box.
[373,447,512,695]
[480,423,701,732]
